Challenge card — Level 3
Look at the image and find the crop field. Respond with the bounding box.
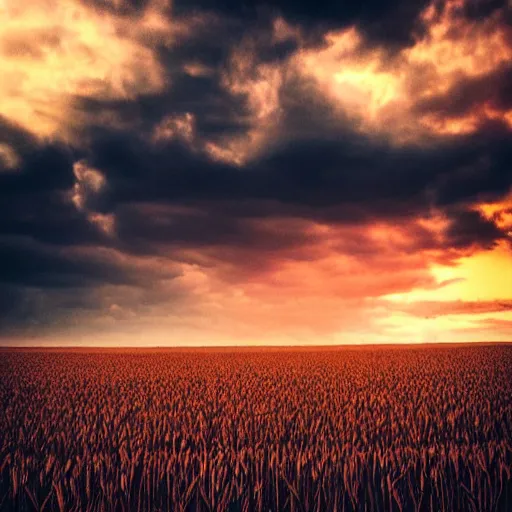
[1,345,511,511]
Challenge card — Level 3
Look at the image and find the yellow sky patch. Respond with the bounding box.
[384,241,512,303]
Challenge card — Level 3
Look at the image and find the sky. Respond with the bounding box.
[0,0,511,346]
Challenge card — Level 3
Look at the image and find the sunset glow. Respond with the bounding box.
[0,0,511,346]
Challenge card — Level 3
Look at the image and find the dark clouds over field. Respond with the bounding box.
[0,0,511,345]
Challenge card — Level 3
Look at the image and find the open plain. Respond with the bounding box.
[1,344,511,511]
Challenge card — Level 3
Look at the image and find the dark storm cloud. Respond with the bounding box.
[0,144,74,195]
[0,284,52,334]
[0,234,181,334]
[0,137,173,333]
[445,209,508,250]
[88,123,512,217]
[0,193,105,247]
[2,73,511,313]
[69,118,510,273]
[461,0,509,20]
[433,123,512,206]
[84,0,439,52]
[112,202,317,257]
[77,74,248,143]
[0,282,103,335]
[0,237,134,289]
[73,13,290,146]
[0,116,38,157]
[414,65,512,120]
[172,0,432,48]
[0,143,106,247]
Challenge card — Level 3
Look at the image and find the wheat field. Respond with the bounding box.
[1,345,511,511]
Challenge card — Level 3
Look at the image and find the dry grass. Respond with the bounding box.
[1,345,511,511]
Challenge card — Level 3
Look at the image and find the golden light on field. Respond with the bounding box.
[1,347,512,509]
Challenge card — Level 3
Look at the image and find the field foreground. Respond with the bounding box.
[1,345,512,511]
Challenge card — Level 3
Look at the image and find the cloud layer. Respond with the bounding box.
[0,0,511,345]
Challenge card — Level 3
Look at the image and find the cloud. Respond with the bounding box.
[301,2,510,139]
[0,143,19,170]
[203,19,291,165]
[152,112,196,144]
[211,0,511,147]
[71,160,115,235]
[0,143,105,246]
[0,0,178,141]
[88,120,512,234]
[0,234,186,336]
[391,299,512,318]
[173,0,433,48]
[0,0,511,344]
[477,191,512,235]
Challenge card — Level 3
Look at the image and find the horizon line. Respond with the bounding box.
[2,340,511,351]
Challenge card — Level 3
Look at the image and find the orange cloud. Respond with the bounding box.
[206,20,291,165]
[219,0,511,147]
[152,112,196,144]
[477,192,512,234]
[71,160,115,235]
[114,217,450,340]
[0,0,176,142]
[24,210,511,346]
[0,142,19,170]
[167,212,511,343]
[406,0,511,90]
[183,62,213,78]
[393,299,512,317]
[296,0,511,140]
[295,28,407,132]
